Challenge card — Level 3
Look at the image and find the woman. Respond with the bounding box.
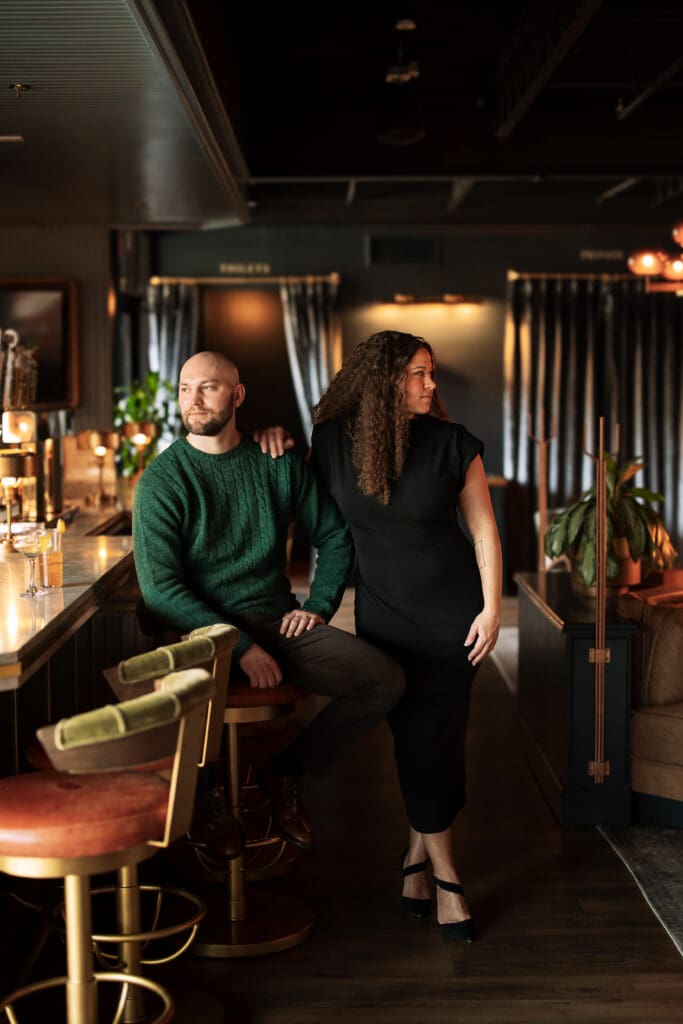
[310,330,502,942]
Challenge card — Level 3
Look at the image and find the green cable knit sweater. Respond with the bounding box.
[133,434,352,660]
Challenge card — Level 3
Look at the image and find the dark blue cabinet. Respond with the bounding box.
[515,572,635,826]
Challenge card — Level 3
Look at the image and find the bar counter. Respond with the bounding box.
[0,532,133,692]
[0,510,138,775]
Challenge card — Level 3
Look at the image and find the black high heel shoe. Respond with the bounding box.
[400,848,432,918]
[433,876,476,942]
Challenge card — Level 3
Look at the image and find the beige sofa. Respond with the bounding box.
[618,590,683,824]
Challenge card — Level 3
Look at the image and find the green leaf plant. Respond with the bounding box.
[112,371,177,478]
[544,454,678,586]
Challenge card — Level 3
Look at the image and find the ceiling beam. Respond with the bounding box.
[594,177,639,205]
[495,0,604,139]
[616,55,683,122]
[249,173,677,186]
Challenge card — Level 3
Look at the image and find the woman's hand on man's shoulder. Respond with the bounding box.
[253,426,295,459]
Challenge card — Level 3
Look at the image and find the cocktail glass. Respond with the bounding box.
[14,529,50,598]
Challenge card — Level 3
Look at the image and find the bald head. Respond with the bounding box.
[178,350,245,448]
[180,350,240,387]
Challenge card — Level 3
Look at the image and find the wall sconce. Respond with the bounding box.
[76,430,120,506]
[0,452,25,552]
[391,293,484,306]
[122,421,158,476]
[1,409,38,444]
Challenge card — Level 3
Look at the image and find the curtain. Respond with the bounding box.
[112,230,153,391]
[280,278,342,443]
[112,232,198,445]
[143,282,199,448]
[503,275,683,567]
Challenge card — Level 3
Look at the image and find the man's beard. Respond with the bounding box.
[181,396,235,436]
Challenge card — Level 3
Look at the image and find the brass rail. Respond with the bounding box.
[584,417,620,783]
[149,273,340,286]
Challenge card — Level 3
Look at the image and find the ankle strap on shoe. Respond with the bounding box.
[434,877,465,896]
[403,859,429,877]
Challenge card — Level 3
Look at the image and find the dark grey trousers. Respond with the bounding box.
[236,614,405,779]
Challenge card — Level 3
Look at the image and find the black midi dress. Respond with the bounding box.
[311,416,485,833]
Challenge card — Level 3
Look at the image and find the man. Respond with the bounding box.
[133,350,404,847]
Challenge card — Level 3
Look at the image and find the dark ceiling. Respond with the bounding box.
[187,0,683,226]
[2,1,683,228]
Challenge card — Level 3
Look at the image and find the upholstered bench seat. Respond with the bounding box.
[632,701,683,803]
[0,770,169,860]
[619,592,683,822]
[631,756,683,803]
[632,701,683,766]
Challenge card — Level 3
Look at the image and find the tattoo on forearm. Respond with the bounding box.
[475,540,486,568]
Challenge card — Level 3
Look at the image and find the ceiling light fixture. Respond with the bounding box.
[376,19,425,147]
[627,221,683,292]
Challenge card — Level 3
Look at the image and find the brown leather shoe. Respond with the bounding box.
[256,764,313,849]
[187,786,244,866]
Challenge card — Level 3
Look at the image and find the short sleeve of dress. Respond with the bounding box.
[453,423,484,491]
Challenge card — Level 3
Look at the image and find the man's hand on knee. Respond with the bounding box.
[280,610,325,639]
[240,644,283,688]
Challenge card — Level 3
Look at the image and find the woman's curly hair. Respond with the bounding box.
[312,330,449,504]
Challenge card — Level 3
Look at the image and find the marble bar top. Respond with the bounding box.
[0,519,134,691]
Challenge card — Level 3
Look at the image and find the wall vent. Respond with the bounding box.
[365,236,441,265]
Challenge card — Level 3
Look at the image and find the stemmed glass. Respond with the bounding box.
[14,529,50,599]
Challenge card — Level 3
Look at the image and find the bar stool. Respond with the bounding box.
[16,626,239,1008]
[0,667,215,1024]
[95,627,240,995]
[185,626,299,885]
[238,737,301,884]
[178,625,301,883]
[191,674,315,958]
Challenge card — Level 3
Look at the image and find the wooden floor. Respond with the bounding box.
[2,592,681,1023]
[153,594,681,1023]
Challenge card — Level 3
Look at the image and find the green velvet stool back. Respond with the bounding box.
[104,624,238,766]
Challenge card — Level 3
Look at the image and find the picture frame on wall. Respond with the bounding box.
[0,278,79,410]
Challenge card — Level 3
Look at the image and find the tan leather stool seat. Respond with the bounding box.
[0,771,169,860]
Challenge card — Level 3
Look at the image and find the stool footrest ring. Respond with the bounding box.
[1,969,173,1024]
[89,884,206,966]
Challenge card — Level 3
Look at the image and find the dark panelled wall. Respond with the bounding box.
[0,225,112,432]
[155,223,671,475]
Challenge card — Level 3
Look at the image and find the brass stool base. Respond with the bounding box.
[191,889,314,958]
[0,969,173,1024]
[245,841,299,883]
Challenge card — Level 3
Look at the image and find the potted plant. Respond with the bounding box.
[112,371,176,507]
[544,454,678,590]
